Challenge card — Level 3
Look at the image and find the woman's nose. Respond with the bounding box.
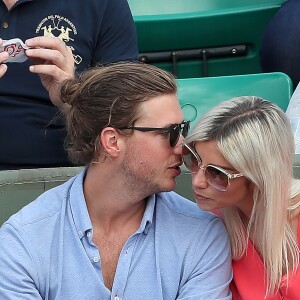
[192,169,209,189]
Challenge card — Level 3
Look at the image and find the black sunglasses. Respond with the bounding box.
[118,121,190,147]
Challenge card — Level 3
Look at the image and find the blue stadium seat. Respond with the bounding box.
[177,72,293,128]
[175,71,293,200]
[129,0,287,78]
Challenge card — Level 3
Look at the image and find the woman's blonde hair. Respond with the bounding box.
[185,96,300,296]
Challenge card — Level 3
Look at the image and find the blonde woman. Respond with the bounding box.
[182,96,300,299]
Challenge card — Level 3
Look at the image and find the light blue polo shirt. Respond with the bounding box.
[0,170,232,299]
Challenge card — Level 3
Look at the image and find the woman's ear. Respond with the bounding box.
[100,127,121,158]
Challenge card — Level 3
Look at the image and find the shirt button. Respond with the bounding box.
[3,22,8,29]
[87,232,92,238]
[93,256,99,263]
[114,296,120,300]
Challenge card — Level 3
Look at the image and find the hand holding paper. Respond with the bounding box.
[25,36,75,109]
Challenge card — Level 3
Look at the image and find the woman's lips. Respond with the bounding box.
[193,191,210,201]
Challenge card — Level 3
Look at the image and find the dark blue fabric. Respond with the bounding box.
[260,0,300,88]
[0,0,138,169]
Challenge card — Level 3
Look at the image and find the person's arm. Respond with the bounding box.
[25,36,75,109]
[177,218,232,300]
[0,222,43,300]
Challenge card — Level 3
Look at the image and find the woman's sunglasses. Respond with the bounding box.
[182,143,244,192]
[119,121,190,147]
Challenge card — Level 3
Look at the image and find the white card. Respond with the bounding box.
[0,38,30,63]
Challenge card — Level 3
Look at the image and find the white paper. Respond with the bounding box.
[0,38,30,63]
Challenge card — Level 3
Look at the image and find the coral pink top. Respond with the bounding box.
[231,216,300,299]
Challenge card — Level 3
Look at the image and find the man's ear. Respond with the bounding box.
[100,127,121,158]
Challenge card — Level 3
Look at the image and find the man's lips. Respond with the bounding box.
[168,162,182,176]
[169,161,182,169]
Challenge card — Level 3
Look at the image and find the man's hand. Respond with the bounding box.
[25,36,75,109]
[0,38,9,78]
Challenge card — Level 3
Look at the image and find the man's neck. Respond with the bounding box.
[83,164,148,290]
[83,164,147,231]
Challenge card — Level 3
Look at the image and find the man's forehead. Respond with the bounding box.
[138,94,183,119]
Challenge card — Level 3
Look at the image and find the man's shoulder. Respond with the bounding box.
[3,177,75,230]
[155,192,230,259]
[157,191,218,223]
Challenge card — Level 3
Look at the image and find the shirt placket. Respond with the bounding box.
[110,233,139,300]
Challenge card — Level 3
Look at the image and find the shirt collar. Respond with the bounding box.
[69,167,92,239]
[69,169,157,237]
[137,194,156,235]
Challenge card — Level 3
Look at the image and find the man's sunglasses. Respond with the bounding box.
[182,143,244,192]
[118,121,190,147]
